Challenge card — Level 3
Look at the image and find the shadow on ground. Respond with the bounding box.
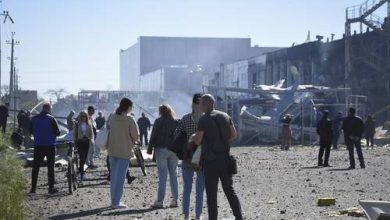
[301,166,323,169]
[326,168,353,171]
[49,206,112,220]
[101,207,156,216]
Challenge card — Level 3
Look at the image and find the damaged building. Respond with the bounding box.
[204,0,390,145]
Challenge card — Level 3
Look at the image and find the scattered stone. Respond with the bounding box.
[338,207,365,217]
[318,198,336,206]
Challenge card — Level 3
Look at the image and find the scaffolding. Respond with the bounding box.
[77,90,161,118]
[345,0,390,119]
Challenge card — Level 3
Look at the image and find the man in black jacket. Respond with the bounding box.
[317,110,333,167]
[332,112,343,150]
[137,112,151,146]
[342,107,365,169]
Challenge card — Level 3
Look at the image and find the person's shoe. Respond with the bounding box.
[29,188,36,194]
[318,163,323,167]
[151,200,163,209]
[361,164,366,169]
[195,216,203,220]
[184,214,190,220]
[127,176,136,184]
[48,188,59,194]
[348,166,355,170]
[169,200,178,208]
[112,202,128,209]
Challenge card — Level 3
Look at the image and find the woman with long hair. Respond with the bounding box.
[174,93,205,220]
[147,104,179,209]
[74,111,94,180]
[107,98,139,209]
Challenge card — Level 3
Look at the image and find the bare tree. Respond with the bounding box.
[45,88,67,101]
[1,85,9,95]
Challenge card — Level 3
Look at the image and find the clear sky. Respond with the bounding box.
[0,0,384,98]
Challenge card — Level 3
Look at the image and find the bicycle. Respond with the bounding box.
[65,141,79,194]
[134,142,147,176]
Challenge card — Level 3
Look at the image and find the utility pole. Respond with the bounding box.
[6,32,19,130]
[0,10,14,99]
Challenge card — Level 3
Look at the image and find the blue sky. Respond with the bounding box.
[0,0,383,98]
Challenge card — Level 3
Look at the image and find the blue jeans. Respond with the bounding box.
[155,147,178,202]
[109,156,129,206]
[182,162,205,217]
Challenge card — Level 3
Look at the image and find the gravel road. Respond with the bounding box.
[25,145,390,220]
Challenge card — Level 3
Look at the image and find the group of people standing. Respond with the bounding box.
[145,93,243,220]
[18,91,380,219]
[101,94,242,219]
[90,94,242,219]
[316,107,375,169]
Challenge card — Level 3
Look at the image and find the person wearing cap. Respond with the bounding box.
[87,106,97,169]
[137,112,151,146]
[281,113,292,150]
[342,107,365,169]
[316,110,333,167]
[174,93,205,220]
[332,111,343,150]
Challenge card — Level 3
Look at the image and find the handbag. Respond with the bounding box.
[95,128,109,150]
[228,155,237,175]
[168,130,187,160]
[212,116,238,175]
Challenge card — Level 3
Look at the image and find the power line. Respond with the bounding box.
[0,10,14,97]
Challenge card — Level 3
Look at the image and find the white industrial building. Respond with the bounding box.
[120,36,281,92]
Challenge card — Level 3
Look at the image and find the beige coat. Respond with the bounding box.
[107,114,139,159]
[74,122,94,141]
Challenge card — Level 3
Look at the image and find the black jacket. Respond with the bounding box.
[149,116,178,149]
[316,116,333,142]
[342,115,364,138]
[137,116,151,132]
